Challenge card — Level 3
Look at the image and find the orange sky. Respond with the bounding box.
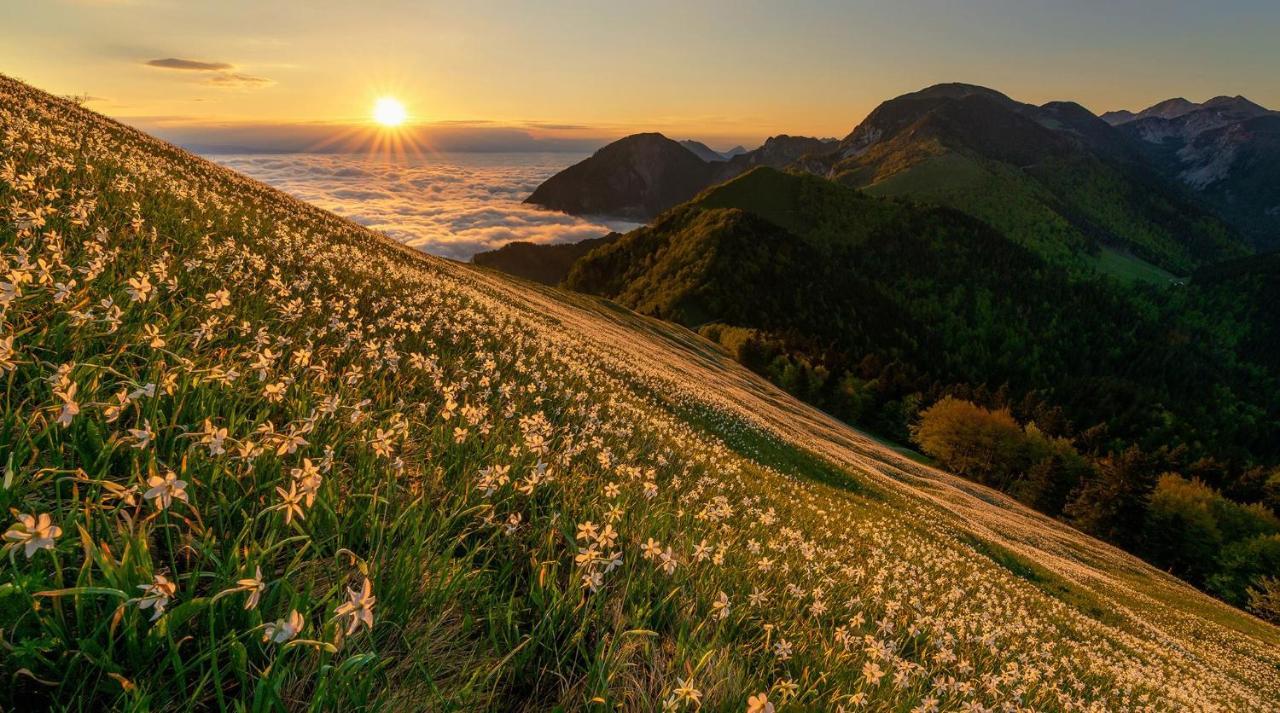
[4,0,1278,150]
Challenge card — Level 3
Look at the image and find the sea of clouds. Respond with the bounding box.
[208,153,639,260]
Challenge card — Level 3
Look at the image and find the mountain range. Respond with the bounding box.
[522,83,1277,272]
[1103,95,1280,249]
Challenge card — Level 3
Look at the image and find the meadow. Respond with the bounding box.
[2,74,1278,711]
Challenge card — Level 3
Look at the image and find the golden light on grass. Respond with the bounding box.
[372,96,407,127]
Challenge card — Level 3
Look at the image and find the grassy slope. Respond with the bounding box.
[2,75,1278,712]
[1095,246,1179,285]
[858,151,1091,269]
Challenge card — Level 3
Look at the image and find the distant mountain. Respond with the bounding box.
[722,145,748,158]
[1104,96,1280,249]
[816,83,1245,273]
[525,132,833,220]
[526,83,1253,274]
[731,134,837,169]
[471,233,621,285]
[523,133,721,220]
[1102,96,1272,126]
[678,139,728,162]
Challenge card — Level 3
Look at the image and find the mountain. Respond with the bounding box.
[818,83,1246,274]
[1102,95,1272,126]
[5,73,1279,711]
[1105,96,1280,249]
[566,166,1279,454]
[471,232,621,284]
[727,134,837,170]
[527,83,1252,275]
[722,144,748,158]
[525,132,834,221]
[523,132,722,219]
[677,139,728,162]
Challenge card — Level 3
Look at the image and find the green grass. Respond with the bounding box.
[1096,245,1182,285]
[2,74,1279,712]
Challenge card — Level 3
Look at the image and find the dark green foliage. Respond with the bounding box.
[1209,535,1280,606]
[911,402,1280,606]
[471,233,622,285]
[568,167,1280,467]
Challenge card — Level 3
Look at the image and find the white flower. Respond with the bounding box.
[126,272,152,302]
[144,470,189,510]
[206,289,231,310]
[200,419,228,455]
[0,335,16,373]
[335,578,376,635]
[746,693,775,713]
[128,419,154,449]
[232,566,266,610]
[3,512,61,557]
[712,591,730,620]
[263,609,304,644]
[134,574,177,621]
[55,382,79,427]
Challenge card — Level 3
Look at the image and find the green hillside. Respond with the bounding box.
[567,167,1280,605]
[471,233,622,286]
[3,74,1279,713]
[827,88,1247,276]
[568,169,1280,459]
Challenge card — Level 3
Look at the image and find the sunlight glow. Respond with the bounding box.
[372,97,407,127]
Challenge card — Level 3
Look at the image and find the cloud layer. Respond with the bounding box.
[146,58,234,71]
[210,153,639,260]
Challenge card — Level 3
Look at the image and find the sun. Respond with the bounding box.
[372,96,407,127]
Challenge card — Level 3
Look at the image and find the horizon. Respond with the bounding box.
[4,0,1279,153]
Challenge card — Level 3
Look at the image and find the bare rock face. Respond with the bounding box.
[1109,96,1280,248]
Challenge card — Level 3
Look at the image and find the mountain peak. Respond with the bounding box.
[905,82,1016,104]
[525,132,716,219]
[678,139,729,162]
[1103,95,1275,125]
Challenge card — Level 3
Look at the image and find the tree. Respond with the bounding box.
[1247,577,1280,623]
[1141,475,1224,584]
[1207,534,1280,605]
[1065,446,1160,548]
[911,397,1025,487]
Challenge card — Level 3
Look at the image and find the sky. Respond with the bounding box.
[4,0,1279,151]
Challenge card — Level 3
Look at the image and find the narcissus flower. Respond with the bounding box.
[335,578,376,635]
[144,470,188,510]
[263,609,304,644]
[134,574,177,621]
[3,512,61,558]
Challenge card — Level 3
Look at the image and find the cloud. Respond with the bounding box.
[143,57,274,89]
[206,73,275,88]
[208,153,641,260]
[145,57,233,71]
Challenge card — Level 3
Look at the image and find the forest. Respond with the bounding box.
[566,168,1280,612]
